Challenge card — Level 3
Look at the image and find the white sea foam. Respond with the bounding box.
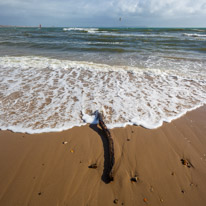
[0,56,205,133]
[63,28,99,33]
[183,33,206,38]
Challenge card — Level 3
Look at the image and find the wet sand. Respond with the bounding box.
[0,105,206,206]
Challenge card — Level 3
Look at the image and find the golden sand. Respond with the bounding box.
[0,105,206,206]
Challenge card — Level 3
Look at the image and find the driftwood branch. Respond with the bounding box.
[97,112,115,182]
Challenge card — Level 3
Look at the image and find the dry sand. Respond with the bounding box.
[0,105,206,206]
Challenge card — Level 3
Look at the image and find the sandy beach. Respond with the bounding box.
[0,105,205,206]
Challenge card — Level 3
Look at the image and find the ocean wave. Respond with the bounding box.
[92,32,175,38]
[0,56,206,133]
[183,33,206,37]
[62,28,176,38]
[192,29,206,32]
[63,27,99,33]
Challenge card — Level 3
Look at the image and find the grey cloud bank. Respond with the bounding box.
[0,0,206,27]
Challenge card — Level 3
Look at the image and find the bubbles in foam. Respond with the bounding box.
[0,56,205,133]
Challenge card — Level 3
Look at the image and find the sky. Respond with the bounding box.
[0,0,206,27]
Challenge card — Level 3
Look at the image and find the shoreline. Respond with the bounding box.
[0,105,206,205]
[0,103,205,134]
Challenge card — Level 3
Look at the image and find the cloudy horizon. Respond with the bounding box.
[0,0,206,27]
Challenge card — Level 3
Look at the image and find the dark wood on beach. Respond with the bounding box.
[97,112,115,182]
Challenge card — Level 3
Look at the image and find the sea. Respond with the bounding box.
[0,27,206,133]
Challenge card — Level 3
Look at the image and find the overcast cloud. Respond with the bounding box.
[0,0,206,27]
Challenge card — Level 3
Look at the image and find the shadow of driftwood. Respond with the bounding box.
[90,124,113,184]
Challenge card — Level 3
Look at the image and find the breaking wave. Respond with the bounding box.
[0,56,205,133]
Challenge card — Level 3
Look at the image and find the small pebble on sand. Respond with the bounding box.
[143,198,148,202]
[114,199,118,204]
